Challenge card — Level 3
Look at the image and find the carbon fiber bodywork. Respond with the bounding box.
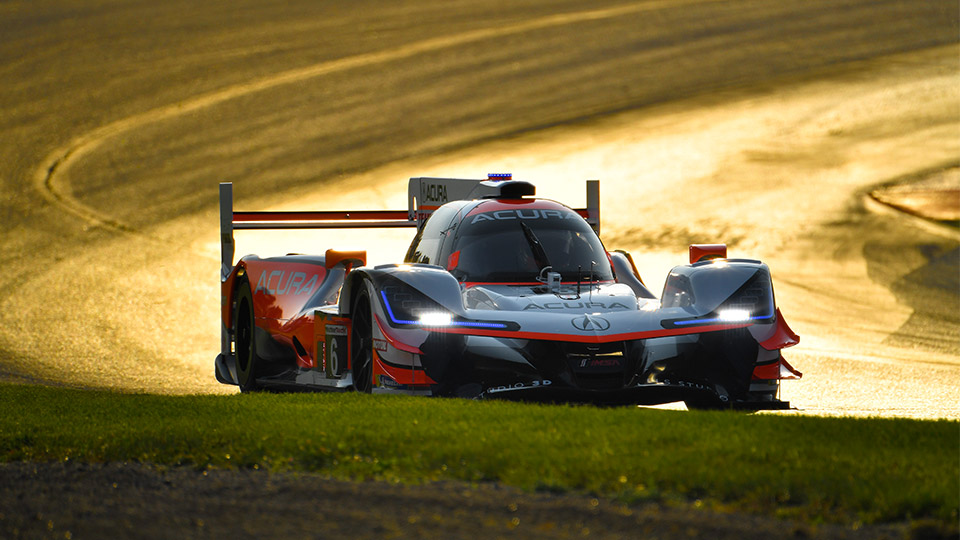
[216,178,801,410]
[339,257,795,409]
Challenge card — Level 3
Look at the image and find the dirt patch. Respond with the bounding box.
[0,462,930,540]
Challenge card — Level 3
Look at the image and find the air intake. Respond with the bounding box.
[480,180,536,199]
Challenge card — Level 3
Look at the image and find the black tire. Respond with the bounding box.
[350,286,374,393]
[684,385,730,411]
[683,397,726,411]
[234,280,262,393]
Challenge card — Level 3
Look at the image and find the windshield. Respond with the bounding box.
[447,203,613,283]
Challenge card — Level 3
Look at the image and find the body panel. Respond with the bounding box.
[215,177,800,409]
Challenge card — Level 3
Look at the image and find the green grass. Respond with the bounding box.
[1,383,957,525]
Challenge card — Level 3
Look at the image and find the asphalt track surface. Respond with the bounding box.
[2,0,960,417]
[3,0,957,419]
[2,2,959,539]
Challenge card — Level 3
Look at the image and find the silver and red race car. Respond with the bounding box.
[215,174,801,410]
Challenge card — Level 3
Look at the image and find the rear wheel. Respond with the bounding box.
[234,280,262,392]
[350,286,374,393]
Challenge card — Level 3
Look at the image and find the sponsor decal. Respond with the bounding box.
[317,314,351,378]
[421,183,448,204]
[486,379,552,394]
[470,208,578,224]
[571,314,611,332]
[660,378,729,402]
[322,331,348,378]
[319,341,325,372]
[579,358,621,368]
[325,324,348,337]
[326,334,341,376]
[523,301,630,311]
[373,338,387,352]
[254,270,318,296]
[378,375,403,388]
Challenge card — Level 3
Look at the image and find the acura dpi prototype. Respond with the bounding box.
[215,174,801,410]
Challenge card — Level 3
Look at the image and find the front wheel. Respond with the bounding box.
[350,286,374,393]
[684,383,730,411]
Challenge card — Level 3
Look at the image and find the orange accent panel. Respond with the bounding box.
[759,308,800,350]
[374,314,423,354]
[371,348,382,387]
[244,260,327,321]
[689,244,727,264]
[752,356,803,380]
[372,352,435,386]
[446,251,461,271]
[325,249,367,269]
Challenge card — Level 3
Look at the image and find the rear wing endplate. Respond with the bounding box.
[220,177,600,280]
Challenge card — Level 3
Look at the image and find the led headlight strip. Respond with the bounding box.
[379,290,508,329]
[671,307,773,326]
[667,273,776,327]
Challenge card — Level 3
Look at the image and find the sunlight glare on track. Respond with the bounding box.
[34,0,706,234]
[250,46,960,418]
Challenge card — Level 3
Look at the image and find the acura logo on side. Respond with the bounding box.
[571,315,611,331]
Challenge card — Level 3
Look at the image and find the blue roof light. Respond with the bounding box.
[487,173,512,181]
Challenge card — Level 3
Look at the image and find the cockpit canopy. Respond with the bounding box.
[405,199,613,283]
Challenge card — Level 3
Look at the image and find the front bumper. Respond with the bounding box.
[478,381,792,410]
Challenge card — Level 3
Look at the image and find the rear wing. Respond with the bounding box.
[220,176,600,279]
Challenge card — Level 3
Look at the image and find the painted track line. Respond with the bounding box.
[33,1,703,232]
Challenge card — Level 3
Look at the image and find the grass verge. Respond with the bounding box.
[1,382,956,525]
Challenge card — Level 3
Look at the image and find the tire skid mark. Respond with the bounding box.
[33,0,704,233]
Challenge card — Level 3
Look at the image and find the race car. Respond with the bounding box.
[215,174,801,410]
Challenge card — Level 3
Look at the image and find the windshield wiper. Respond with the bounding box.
[519,221,551,273]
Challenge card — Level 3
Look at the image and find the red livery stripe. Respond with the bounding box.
[374,314,424,354]
[234,210,409,222]
[426,322,752,343]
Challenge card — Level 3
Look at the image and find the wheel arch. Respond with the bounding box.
[222,258,256,332]
[340,268,375,318]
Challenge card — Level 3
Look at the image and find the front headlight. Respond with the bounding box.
[378,277,448,326]
[378,277,512,330]
[662,270,775,328]
[717,309,751,322]
[417,311,453,327]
